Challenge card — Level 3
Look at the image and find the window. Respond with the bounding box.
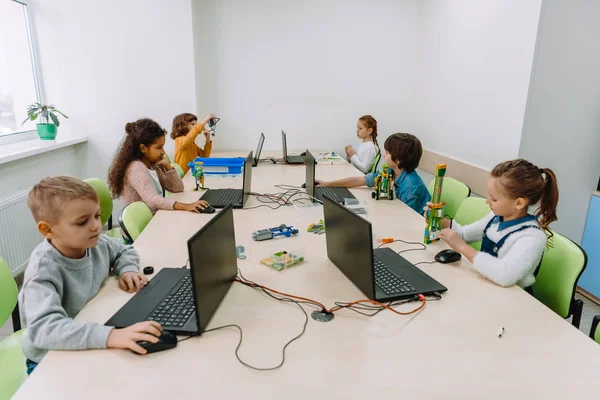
[0,0,41,138]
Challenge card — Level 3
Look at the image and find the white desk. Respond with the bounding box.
[14,152,600,399]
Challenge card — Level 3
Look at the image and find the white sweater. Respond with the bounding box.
[350,141,378,174]
[452,212,547,288]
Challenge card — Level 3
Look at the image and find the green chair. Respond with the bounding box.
[163,153,171,163]
[532,233,587,328]
[171,163,185,178]
[590,316,600,344]
[118,202,153,243]
[368,152,381,174]
[453,197,491,250]
[84,178,122,240]
[0,258,27,399]
[427,177,471,219]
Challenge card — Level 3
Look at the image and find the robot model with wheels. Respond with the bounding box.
[191,161,205,191]
[252,224,299,241]
[424,164,447,244]
[371,164,394,200]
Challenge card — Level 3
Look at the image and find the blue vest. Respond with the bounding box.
[481,217,543,295]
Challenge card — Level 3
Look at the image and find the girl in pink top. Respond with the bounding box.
[108,118,208,214]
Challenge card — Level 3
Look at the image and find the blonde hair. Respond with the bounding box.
[28,176,98,222]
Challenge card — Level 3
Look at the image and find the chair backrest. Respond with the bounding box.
[369,152,381,174]
[163,153,172,163]
[118,202,153,243]
[591,316,600,344]
[171,163,185,178]
[532,232,587,319]
[453,197,490,251]
[427,177,471,219]
[84,178,113,227]
[0,257,18,328]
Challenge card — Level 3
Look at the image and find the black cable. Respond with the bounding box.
[414,261,437,266]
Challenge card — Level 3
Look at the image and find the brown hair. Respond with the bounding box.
[108,118,166,198]
[171,113,197,140]
[358,115,380,153]
[491,159,559,238]
[383,133,423,173]
[28,176,98,223]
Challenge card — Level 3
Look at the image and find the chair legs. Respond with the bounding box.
[571,298,584,329]
[11,306,21,332]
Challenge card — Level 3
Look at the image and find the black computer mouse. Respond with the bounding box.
[435,249,462,264]
[301,182,319,189]
[197,205,215,214]
[137,330,178,354]
[300,151,307,156]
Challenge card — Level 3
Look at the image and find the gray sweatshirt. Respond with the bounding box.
[19,235,140,362]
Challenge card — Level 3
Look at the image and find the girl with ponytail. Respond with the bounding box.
[345,115,380,174]
[433,159,559,293]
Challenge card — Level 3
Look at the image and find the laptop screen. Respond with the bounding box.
[322,195,375,299]
[187,205,238,333]
[281,130,288,160]
[254,133,265,165]
[243,152,252,206]
[305,150,316,200]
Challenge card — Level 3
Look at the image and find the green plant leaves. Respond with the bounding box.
[49,112,60,127]
[23,102,68,126]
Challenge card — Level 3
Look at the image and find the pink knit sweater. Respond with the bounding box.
[122,160,185,214]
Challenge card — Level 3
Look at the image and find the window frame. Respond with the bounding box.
[0,0,45,145]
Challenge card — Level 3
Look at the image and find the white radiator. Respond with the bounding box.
[0,189,42,277]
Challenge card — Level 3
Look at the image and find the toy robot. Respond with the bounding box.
[191,161,205,191]
[252,224,299,241]
[371,164,394,200]
[424,164,447,244]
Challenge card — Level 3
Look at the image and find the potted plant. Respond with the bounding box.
[21,103,68,140]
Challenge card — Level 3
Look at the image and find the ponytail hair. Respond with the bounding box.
[358,115,380,154]
[491,159,559,239]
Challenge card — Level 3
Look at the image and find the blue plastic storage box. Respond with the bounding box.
[188,157,245,175]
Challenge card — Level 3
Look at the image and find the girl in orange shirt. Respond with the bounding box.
[171,112,215,173]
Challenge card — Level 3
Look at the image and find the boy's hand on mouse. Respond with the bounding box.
[107,321,162,355]
[438,229,466,251]
[315,179,328,187]
[119,272,149,293]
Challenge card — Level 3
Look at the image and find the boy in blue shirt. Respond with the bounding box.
[317,133,430,213]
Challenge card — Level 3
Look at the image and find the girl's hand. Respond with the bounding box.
[107,321,162,355]
[438,229,466,251]
[203,127,213,142]
[201,113,216,125]
[154,157,173,171]
[119,272,149,293]
[423,202,451,229]
[346,146,356,157]
[184,200,210,213]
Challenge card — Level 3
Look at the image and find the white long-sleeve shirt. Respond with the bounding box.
[452,212,547,288]
[349,141,378,174]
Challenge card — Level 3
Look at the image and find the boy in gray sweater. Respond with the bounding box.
[20,176,163,375]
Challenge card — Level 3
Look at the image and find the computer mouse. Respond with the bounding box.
[301,182,319,189]
[137,330,178,354]
[197,205,215,214]
[435,249,462,264]
[300,151,307,156]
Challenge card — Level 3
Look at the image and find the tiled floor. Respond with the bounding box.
[2,294,599,341]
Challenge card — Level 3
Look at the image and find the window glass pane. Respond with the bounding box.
[0,0,39,137]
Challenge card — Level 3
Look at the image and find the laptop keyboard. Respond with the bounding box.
[212,189,242,206]
[147,272,195,328]
[373,257,416,296]
[316,187,344,203]
[287,155,305,164]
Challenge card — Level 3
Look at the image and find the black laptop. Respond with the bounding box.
[322,196,447,301]
[199,152,252,208]
[281,130,305,164]
[252,133,265,167]
[305,150,356,204]
[106,205,238,335]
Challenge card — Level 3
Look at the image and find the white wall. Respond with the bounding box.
[192,0,420,155]
[519,0,600,243]
[416,0,542,170]
[19,0,197,213]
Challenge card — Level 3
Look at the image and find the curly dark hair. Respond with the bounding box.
[171,113,197,140]
[107,118,166,198]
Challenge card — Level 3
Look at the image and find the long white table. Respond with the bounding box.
[14,152,600,399]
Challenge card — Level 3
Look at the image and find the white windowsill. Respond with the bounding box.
[0,136,88,166]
